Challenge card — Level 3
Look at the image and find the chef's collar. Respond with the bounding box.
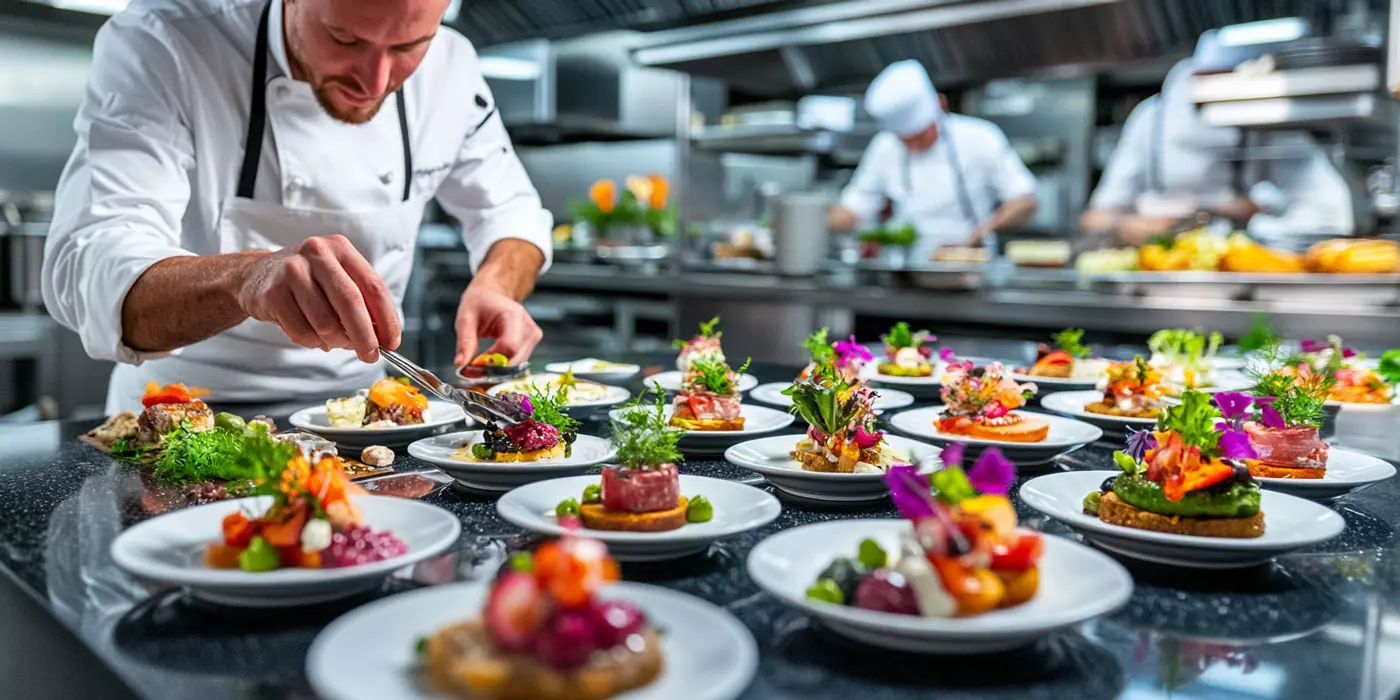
[267,0,294,80]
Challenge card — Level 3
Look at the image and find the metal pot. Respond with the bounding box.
[0,192,52,312]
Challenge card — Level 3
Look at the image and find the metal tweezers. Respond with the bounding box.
[378,348,527,426]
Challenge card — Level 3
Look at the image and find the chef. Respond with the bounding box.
[828,60,1039,260]
[1081,58,1354,243]
[42,0,553,414]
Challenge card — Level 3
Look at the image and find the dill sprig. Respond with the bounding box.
[524,383,580,433]
[1249,341,1334,428]
[684,357,751,395]
[613,393,683,468]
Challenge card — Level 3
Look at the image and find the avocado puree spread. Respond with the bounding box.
[1112,474,1260,518]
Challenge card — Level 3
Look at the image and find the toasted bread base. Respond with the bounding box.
[579,497,689,532]
[1084,400,1160,420]
[1097,491,1265,538]
[1027,364,1072,379]
[1246,460,1326,480]
[459,444,565,463]
[938,416,1050,443]
[877,363,933,377]
[668,416,744,431]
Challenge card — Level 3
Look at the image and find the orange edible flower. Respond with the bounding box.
[647,173,669,209]
[368,377,428,412]
[141,382,210,407]
[589,179,616,214]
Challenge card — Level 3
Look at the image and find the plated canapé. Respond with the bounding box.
[422,536,662,700]
[804,447,1041,619]
[876,322,939,377]
[326,378,431,429]
[674,315,727,373]
[796,327,872,386]
[670,355,750,431]
[1246,355,1333,480]
[1086,357,1166,420]
[1083,391,1264,539]
[489,369,617,406]
[1021,328,1110,381]
[937,362,1047,443]
[1149,328,1226,393]
[785,365,906,474]
[455,387,580,463]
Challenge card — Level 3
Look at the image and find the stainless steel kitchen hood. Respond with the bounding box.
[626,0,1315,96]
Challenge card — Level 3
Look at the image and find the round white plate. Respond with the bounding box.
[487,374,630,410]
[1009,372,1102,391]
[608,403,795,455]
[747,519,1133,654]
[545,358,641,381]
[407,432,617,492]
[1328,399,1398,413]
[288,400,469,448]
[724,434,941,502]
[496,475,782,561]
[887,407,1102,466]
[862,359,943,386]
[111,495,461,607]
[1040,390,1158,441]
[1020,471,1346,568]
[1251,447,1396,499]
[1160,371,1255,401]
[307,581,758,700]
[644,371,759,394]
[748,382,916,413]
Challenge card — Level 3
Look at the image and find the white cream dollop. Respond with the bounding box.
[894,533,956,618]
[300,518,332,553]
[894,347,925,369]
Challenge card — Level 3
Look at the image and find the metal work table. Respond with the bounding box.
[1,355,1399,700]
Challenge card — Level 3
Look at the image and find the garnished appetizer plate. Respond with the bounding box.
[487,373,630,410]
[1012,329,1112,392]
[291,379,468,448]
[544,358,641,381]
[748,455,1133,653]
[1021,471,1344,568]
[748,382,915,413]
[643,370,759,395]
[497,475,781,561]
[1251,447,1396,499]
[725,434,939,502]
[889,407,1101,466]
[407,432,616,493]
[307,574,758,700]
[607,403,793,454]
[111,493,460,606]
[1040,390,1158,439]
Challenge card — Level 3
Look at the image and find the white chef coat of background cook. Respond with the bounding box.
[839,115,1037,260]
[41,0,553,413]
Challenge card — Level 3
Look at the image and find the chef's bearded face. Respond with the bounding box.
[899,123,940,154]
[284,0,450,124]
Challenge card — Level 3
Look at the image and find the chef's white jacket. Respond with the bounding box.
[839,114,1037,257]
[1089,95,1354,237]
[42,0,552,369]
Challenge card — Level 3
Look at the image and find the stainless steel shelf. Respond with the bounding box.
[690,124,874,156]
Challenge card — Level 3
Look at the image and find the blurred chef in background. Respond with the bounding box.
[1081,58,1354,244]
[828,60,1039,260]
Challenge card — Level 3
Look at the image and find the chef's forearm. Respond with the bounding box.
[120,252,266,352]
[471,239,545,301]
[983,195,1038,232]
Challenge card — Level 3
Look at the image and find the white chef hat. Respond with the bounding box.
[864,60,943,137]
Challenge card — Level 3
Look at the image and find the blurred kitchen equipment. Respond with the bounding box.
[0,191,53,312]
[772,192,828,276]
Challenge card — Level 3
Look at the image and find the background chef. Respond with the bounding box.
[828,60,1040,261]
[1081,58,1355,244]
[41,0,552,414]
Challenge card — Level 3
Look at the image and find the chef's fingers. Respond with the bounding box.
[302,237,379,363]
[285,256,353,351]
[273,298,326,351]
[484,311,542,364]
[455,309,479,367]
[329,236,402,351]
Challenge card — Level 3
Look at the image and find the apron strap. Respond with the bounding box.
[237,0,413,203]
[939,120,981,229]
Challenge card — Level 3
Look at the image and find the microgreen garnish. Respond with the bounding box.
[674,316,723,349]
[881,322,934,349]
[523,383,580,433]
[1053,328,1091,359]
[1248,341,1334,429]
[684,357,750,396]
[1149,329,1223,367]
[613,393,683,468]
[802,328,834,365]
[1156,390,1224,456]
[1379,350,1400,385]
[1237,313,1279,352]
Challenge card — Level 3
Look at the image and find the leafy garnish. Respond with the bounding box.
[1053,328,1091,359]
[1249,341,1334,428]
[880,322,932,350]
[802,328,834,365]
[612,393,683,468]
[523,383,580,433]
[1237,314,1279,352]
[672,316,723,350]
[110,436,152,460]
[684,357,750,396]
[1156,390,1223,456]
[1149,329,1223,366]
[149,421,293,486]
[1379,350,1400,385]
[782,365,865,436]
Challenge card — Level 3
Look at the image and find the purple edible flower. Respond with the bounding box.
[1213,392,1253,422]
[1260,404,1286,430]
[939,347,957,363]
[1342,347,1357,359]
[503,392,535,416]
[833,336,874,366]
[1300,339,1328,354]
[1218,429,1258,460]
[883,464,936,520]
[939,443,965,470]
[1125,428,1157,462]
[966,448,1015,495]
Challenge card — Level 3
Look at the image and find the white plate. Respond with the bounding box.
[887,407,1102,466]
[1020,471,1346,568]
[307,581,758,700]
[407,432,617,492]
[487,374,630,410]
[544,358,641,380]
[724,434,941,502]
[1009,372,1102,391]
[111,495,461,607]
[608,403,795,455]
[1160,371,1255,401]
[644,371,759,394]
[748,382,916,413]
[747,519,1133,654]
[1251,447,1396,499]
[496,475,782,561]
[288,400,469,448]
[1040,390,1158,441]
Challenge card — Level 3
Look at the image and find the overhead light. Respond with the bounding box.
[43,0,129,14]
[1217,17,1308,47]
[479,55,541,81]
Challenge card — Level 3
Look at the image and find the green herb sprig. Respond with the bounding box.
[1379,349,1400,385]
[1237,314,1280,352]
[523,383,580,433]
[1156,390,1223,456]
[1249,341,1335,428]
[782,365,864,437]
[881,322,931,350]
[613,393,683,468]
[1053,328,1091,359]
[685,357,751,396]
[1149,329,1223,366]
[673,316,722,349]
[802,328,834,365]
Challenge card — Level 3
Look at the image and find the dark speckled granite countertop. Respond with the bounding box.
[2,358,1400,700]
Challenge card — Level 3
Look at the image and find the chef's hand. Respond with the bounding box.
[453,240,546,366]
[1116,216,1178,246]
[963,225,992,247]
[1207,196,1261,223]
[236,235,401,364]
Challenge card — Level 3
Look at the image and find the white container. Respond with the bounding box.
[773,192,829,276]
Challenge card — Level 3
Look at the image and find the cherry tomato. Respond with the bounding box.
[991,531,1044,572]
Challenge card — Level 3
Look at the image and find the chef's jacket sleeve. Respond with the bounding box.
[1247,133,1354,237]
[41,14,196,366]
[1087,97,1157,210]
[982,124,1037,203]
[838,133,899,224]
[434,109,553,274]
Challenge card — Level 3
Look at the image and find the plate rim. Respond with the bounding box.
[643,371,760,393]
[888,407,1104,448]
[288,399,469,435]
[723,433,941,482]
[607,403,795,438]
[486,375,631,408]
[1039,391,1159,425]
[407,431,617,472]
[1249,446,1397,489]
[543,358,642,376]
